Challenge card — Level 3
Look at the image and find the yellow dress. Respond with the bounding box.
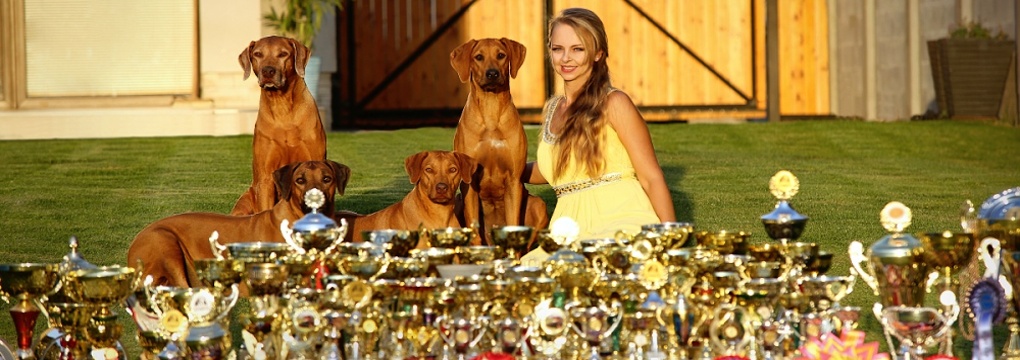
[536,95,660,240]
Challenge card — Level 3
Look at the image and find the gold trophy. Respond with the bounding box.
[61,265,140,356]
[694,230,750,255]
[241,262,289,358]
[397,277,443,358]
[282,188,348,252]
[761,170,808,244]
[708,303,754,357]
[799,275,855,314]
[567,303,624,360]
[490,225,535,259]
[641,222,695,250]
[849,201,928,307]
[437,282,490,358]
[427,227,476,249]
[363,229,420,257]
[0,263,62,360]
[146,283,239,358]
[878,305,954,360]
[918,230,976,356]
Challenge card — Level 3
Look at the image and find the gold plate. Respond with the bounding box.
[639,259,668,290]
[362,318,378,333]
[160,309,188,334]
[342,279,373,309]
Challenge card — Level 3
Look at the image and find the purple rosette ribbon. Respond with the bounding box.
[969,277,1007,360]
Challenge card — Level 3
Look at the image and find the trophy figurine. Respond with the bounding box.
[849,201,928,307]
[0,263,62,360]
[761,170,809,244]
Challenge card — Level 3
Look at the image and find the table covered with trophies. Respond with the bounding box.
[1,171,1019,360]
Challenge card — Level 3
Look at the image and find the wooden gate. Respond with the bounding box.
[333,0,828,128]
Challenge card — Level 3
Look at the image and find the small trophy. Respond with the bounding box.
[761,170,809,244]
[0,263,62,360]
[281,188,349,256]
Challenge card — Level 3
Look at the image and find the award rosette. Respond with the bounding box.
[794,330,890,360]
[968,277,1007,360]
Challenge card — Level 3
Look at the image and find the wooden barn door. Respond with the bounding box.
[334,0,547,128]
[334,0,826,128]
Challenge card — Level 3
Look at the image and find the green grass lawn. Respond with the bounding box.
[1,120,1018,357]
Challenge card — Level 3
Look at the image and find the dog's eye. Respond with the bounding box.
[278,51,289,58]
[253,51,263,58]
[497,53,506,60]
[322,176,332,183]
[448,167,457,174]
[296,178,307,184]
[425,167,435,174]
[474,54,483,61]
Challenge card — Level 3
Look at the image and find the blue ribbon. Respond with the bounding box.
[970,278,1007,360]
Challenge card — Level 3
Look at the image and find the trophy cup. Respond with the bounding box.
[879,305,953,360]
[0,263,62,360]
[427,227,476,249]
[62,265,140,356]
[918,230,976,355]
[849,201,928,307]
[437,282,490,359]
[694,230,750,255]
[147,284,239,359]
[281,188,349,254]
[799,275,855,313]
[761,170,808,244]
[363,229,420,257]
[398,277,443,358]
[567,302,624,360]
[241,262,289,358]
[707,303,755,357]
[642,222,695,250]
[490,225,535,259]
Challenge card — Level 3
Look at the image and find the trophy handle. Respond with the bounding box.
[604,302,624,337]
[214,284,240,323]
[614,230,634,247]
[469,317,490,347]
[208,231,227,260]
[435,315,452,344]
[279,220,306,254]
[848,241,878,294]
[143,276,164,318]
[324,218,349,254]
[980,237,1002,278]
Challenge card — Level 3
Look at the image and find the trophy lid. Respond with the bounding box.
[290,188,337,234]
[62,236,97,271]
[870,202,923,257]
[979,187,1020,220]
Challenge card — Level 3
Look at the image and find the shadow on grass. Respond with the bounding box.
[663,164,694,223]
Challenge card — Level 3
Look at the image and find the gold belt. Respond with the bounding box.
[552,172,636,197]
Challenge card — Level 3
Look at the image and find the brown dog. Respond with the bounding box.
[341,151,476,247]
[450,38,548,242]
[232,36,328,215]
[128,160,350,287]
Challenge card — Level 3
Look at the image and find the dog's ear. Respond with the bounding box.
[273,162,299,201]
[452,152,478,185]
[239,41,256,80]
[501,38,527,79]
[327,160,352,196]
[289,38,311,78]
[450,39,477,83]
[404,151,429,184]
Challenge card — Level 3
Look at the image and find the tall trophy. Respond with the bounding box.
[849,201,928,307]
[62,265,141,358]
[976,187,1020,359]
[0,263,62,359]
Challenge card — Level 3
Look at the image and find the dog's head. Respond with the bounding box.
[450,38,526,92]
[274,160,351,216]
[238,36,310,90]
[405,151,476,205]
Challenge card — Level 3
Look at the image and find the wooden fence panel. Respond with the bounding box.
[336,0,829,127]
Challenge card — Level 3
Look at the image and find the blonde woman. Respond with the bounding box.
[524,7,676,239]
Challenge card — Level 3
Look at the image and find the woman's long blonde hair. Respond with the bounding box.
[548,8,612,181]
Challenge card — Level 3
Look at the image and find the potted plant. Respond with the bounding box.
[263,0,343,102]
[928,22,1014,119]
